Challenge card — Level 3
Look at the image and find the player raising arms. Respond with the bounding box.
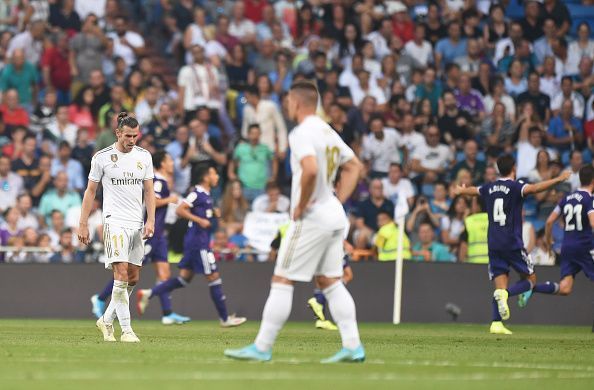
[518,165,594,305]
[225,80,365,363]
[455,155,570,335]
[79,112,156,343]
[90,151,190,325]
[136,164,246,327]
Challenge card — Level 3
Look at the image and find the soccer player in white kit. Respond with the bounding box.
[78,112,156,343]
[225,81,365,363]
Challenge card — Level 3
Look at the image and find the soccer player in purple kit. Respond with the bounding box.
[136,164,246,327]
[518,165,594,305]
[456,154,571,335]
[90,151,189,325]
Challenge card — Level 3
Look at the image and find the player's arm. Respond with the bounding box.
[454,185,480,197]
[523,170,571,196]
[293,155,318,220]
[176,202,211,228]
[336,156,363,204]
[143,179,156,239]
[544,208,560,253]
[342,265,353,285]
[78,180,99,245]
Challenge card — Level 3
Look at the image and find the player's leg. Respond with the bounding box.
[204,271,246,327]
[91,279,114,318]
[316,232,365,363]
[490,273,513,334]
[137,268,194,315]
[152,261,191,324]
[308,280,327,321]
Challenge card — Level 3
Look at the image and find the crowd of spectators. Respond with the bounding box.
[0,0,593,265]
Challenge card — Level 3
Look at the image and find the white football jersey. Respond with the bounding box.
[89,144,154,229]
[289,115,355,230]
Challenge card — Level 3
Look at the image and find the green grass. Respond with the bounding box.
[0,320,593,390]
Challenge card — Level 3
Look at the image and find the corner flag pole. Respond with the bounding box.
[393,191,409,325]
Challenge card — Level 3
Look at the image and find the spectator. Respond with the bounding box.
[435,21,467,70]
[404,24,432,68]
[97,84,130,131]
[30,90,58,135]
[381,163,415,208]
[15,193,39,231]
[533,18,556,65]
[7,19,45,64]
[226,45,254,91]
[327,102,356,147]
[0,207,20,248]
[0,89,29,128]
[573,57,594,93]
[185,119,227,174]
[484,76,516,121]
[353,179,394,249]
[374,210,411,261]
[551,37,574,77]
[38,171,81,225]
[69,14,108,84]
[50,141,84,192]
[547,99,583,158]
[517,125,554,179]
[422,3,446,47]
[455,38,481,77]
[540,0,571,38]
[440,195,470,253]
[252,182,290,213]
[1,125,26,160]
[182,7,207,64]
[144,103,175,151]
[41,32,72,104]
[565,150,583,191]
[46,105,78,147]
[451,140,486,186]
[134,85,161,127]
[493,21,523,65]
[411,124,454,186]
[517,72,551,123]
[0,48,38,109]
[219,179,249,236]
[455,73,485,119]
[519,0,543,43]
[50,228,82,263]
[501,40,539,77]
[482,4,508,53]
[361,115,402,178]
[107,15,145,69]
[29,155,52,206]
[481,102,515,151]
[415,67,442,115]
[253,38,277,75]
[68,86,96,139]
[46,209,67,248]
[540,56,561,100]
[88,70,110,118]
[11,134,40,193]
[211,228,239,262]
[568,22,594,74]
[229,124,276,202]
[0,155,23,213]
[241,85,288,156]
[49,0,81,34]
[429,182,450,218]
[437,92,472,150]
[71,128,93,178]
[551,76,585,119]
[177,45,221,121]
[503,59,527,99]
[229,0,257,45]
[527,149,553,184]
[411,222,455,262]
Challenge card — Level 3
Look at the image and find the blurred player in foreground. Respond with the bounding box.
[456,155,570,335]
[225,80,365,363]
[518,165,594,305]
[136,164,246,327]
[90,151,189,325]
[80,112,155,343]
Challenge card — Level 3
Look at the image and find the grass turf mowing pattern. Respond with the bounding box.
[0,320,592,390]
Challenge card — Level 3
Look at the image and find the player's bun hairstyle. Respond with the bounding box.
[152,150,168,170]
[496,154,516,177]
[116,112,139,129]
[579,164,594,186]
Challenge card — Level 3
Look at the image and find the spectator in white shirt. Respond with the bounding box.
[15,194,39,231]
[229,1,256,45]
[551,76,585,119]
[252,183,290,213]
[565,150,583,192]
[381,163,416,208]
[135,86,162,126]
[404,24,433,67]
[7,20,45,65]
[0,155,24,213]
[516,125,556,179]
[411,125,453,185]
[350,69,386,106]
[107,16,145,68]
[361,115,402,178]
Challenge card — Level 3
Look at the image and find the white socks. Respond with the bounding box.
[254,283,294,352]
[324,282,361,350]
[103,280,133,333]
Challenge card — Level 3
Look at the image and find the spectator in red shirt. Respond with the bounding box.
[244,0,266,24]
[41,32,72,105]
[68,86,96,139]
[215,15,240,53]
[0,89,29,130]
[392,3,414,44]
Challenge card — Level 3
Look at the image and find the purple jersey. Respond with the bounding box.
[555,190,594,250]
[479,179,527,250]
[182,185,215,250]
[152,173,170,239]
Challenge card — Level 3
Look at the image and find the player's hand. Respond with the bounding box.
[454,184,465,196]
[143,220,155,240]
[78,224,90,246]
[559,170,571,181]
[168,194,179,204]
[213,208,221,218]
[293,205,306,220]
[197,217,211,229]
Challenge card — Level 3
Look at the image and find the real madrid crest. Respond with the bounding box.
[137,161,143,170]
[111,154,118,163]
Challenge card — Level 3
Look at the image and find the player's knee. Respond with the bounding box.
[271,275,293,285]
[158,268,171,281]
[128,273,140,285]
[315,275,340,290]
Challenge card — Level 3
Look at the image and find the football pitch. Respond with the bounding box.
[0,320,592,390]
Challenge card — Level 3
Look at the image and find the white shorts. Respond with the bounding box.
[103,223,145,269]
[274,219,344,282]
